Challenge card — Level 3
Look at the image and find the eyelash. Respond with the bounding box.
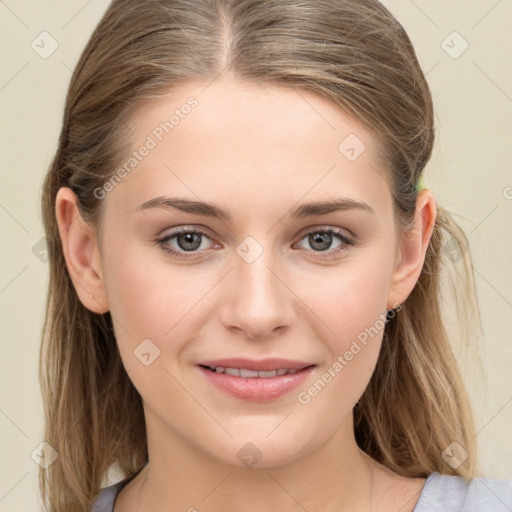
[155,226,355,260]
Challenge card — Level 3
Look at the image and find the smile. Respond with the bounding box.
[197,360,316,402]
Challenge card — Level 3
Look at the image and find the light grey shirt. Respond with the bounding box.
[92,471,512,511]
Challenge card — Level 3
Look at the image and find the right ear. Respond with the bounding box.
[55,187,109,314]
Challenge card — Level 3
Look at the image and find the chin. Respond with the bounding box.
[208,430,314,470]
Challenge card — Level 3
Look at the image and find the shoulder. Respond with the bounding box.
[414,471,512,512]
[91,471,512,512]
[91,481,125,512]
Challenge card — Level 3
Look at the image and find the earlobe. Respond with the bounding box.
[387,189,437,308]
[55,187,109,314]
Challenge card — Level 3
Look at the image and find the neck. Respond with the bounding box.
[126,412,375,512]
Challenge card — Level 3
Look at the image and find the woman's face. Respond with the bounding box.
[94,76,407,467]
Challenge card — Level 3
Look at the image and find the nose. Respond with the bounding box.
[218,246,295,340]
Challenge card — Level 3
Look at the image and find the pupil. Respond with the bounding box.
[178,232,201,251]
[310,232,331,251]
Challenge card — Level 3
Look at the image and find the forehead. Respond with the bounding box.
[129,76,382,158]
[109,76,392,217]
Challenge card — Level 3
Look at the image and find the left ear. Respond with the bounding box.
[387,189,437,308]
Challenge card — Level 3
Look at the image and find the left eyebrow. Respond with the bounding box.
[135,196,375,221]
[290,198,375,218]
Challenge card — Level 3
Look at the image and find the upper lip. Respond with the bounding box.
[198,358,315,372]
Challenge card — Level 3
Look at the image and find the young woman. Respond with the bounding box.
[39,0,512,511]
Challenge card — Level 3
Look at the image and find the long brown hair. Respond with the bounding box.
[39,0,484,510]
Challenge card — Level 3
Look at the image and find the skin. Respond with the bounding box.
[56,74,436,512]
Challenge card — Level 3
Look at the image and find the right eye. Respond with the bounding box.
[156,227,218,259]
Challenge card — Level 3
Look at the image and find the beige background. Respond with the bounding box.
[1,0,511,510]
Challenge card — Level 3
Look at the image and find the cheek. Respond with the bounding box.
[102,235,185,329]
[292,249,394,401]
[100,251,199,402]
[102,256,166,338]
[293,286,389,433]
[298,253,393,349]
[101,243,221,367]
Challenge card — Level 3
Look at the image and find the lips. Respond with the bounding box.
[197,358,316,401]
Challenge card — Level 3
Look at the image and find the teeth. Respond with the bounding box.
[208,366,301,378]
[239,369,259,377]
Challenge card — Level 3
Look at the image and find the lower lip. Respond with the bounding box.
[198,365,315,402]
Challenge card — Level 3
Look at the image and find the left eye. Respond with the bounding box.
[294,229,354,256]
[156,227,354,259]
